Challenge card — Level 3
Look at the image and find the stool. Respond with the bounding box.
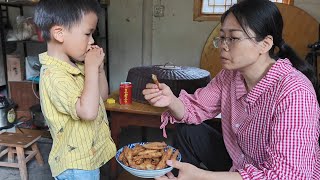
[0,132,44,180]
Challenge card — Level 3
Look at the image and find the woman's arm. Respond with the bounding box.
[156,160,242,180]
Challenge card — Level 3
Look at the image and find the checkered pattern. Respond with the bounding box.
[161,59,320,179]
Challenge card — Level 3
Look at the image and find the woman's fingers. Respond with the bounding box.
[145,83,159,89]
[154,172,176,180]
[155,176,168,180]
[144,90,162,101]
[167,160,184,170]
[142,87,160,96]
[166,172,175,179]
[149,94,163,104]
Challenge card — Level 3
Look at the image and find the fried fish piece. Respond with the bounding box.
[121,142,180,170]
[137,149,158,156]
[144,159,156,170]
[133,151,163,161]
[156,148,173,170]
[131,144,146,156]
[120,147,129,166]
[123,146,135,166]
[123,157,129,166]
[131,159,156,170]
[151,158,161,165]
[152,74,160,87]
[119,150,125,162]
[142,142,167,150]
[134,158,144,165]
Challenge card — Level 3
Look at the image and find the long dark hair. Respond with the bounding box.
[221,0,319,102]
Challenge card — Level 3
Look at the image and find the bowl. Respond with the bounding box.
[116,142,181,178]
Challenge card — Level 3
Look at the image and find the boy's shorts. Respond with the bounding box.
[54,168,99,180]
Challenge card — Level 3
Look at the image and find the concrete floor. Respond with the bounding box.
[0,126,174,180]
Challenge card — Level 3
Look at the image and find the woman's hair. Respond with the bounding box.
[34,0,101,41]
[221,0,319,102]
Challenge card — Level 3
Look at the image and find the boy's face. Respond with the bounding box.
[62,12,98,62]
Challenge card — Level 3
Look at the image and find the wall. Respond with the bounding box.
[108,0,215,91]
[108,0,144,91]
[295,0,320,22]
[151,0,216,66]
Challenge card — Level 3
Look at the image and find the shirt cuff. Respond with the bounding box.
[68,93,81,121]
[237,169,251,180]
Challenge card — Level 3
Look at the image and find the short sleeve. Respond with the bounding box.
[41,68,81,120]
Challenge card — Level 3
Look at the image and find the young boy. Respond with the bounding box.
[34,0,116,179]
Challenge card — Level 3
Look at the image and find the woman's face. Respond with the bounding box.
[219,13,262,72]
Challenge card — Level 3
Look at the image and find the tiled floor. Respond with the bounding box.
[0,126,174,180]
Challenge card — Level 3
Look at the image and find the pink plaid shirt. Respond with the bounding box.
[161,59,320,179]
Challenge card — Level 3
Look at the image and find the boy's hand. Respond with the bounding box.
[85,45,105,70]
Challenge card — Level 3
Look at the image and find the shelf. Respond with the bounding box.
[6,39,44,43]
[0,1,38,7]
[0,0,110,96]
[0,0,110,7]
[99,0,110,7]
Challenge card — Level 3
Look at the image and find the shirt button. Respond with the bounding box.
[244,108,247,112]
[235,124,240,128]
[241,154,245,158]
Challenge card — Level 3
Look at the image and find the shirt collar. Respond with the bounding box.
[247,58,293,104]
[39,52,84,75]
[235,71,247,100]
[235,58,293,104]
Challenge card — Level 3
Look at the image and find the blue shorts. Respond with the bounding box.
[54,168,100,180]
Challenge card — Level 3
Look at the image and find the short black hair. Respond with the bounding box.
[34,0,101,41]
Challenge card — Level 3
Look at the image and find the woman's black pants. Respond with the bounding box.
[173,121,232,171]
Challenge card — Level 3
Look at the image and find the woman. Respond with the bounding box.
[143,0,320,179]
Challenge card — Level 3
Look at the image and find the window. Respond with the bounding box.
[194,0,294,21]
[201,0,237,15]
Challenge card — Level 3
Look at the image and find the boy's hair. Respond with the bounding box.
[34,0,101,41]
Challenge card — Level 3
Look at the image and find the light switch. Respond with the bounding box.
[154,5,165,17]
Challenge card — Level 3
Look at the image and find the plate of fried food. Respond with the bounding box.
[116,141,181,178]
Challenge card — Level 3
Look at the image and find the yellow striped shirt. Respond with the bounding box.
[39,52,116,177]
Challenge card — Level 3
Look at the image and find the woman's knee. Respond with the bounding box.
[176,123,208,139]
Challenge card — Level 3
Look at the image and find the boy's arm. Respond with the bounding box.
[99,66,109,101]
[76,47,104,121]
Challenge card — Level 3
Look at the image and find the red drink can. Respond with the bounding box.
[119,82,132,105]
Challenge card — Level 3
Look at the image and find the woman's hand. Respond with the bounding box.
[142,83,176,107]
[155,160,205,180]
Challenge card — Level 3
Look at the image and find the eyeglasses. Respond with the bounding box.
[213,37,256,49]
